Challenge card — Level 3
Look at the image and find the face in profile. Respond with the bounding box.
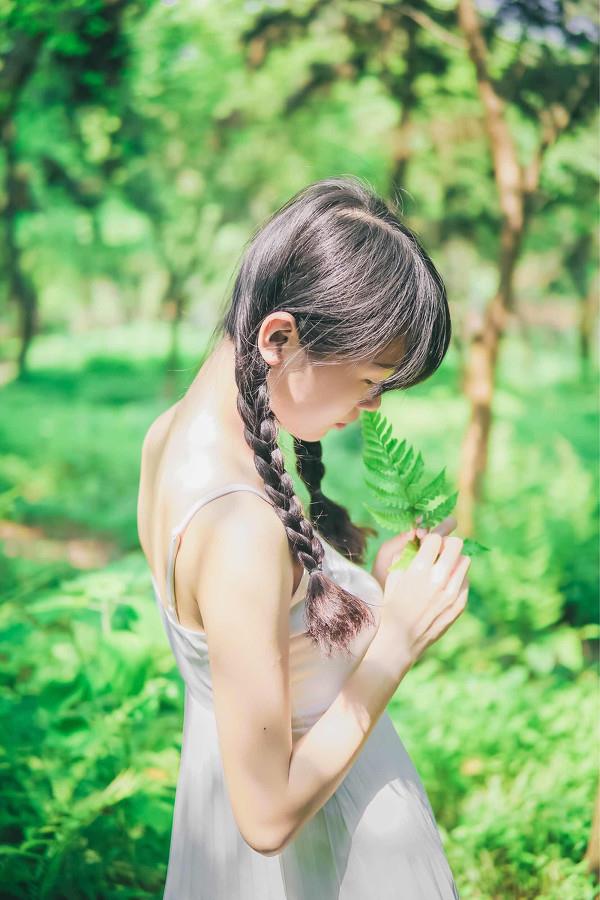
[259,313,403,442]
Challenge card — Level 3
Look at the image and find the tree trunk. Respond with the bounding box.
[455,219,522,535]
[388,15,417,196]
[4,119,38,380]
[579,282,599,381]
[565,232,597,381]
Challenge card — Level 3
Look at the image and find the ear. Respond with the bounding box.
[257,312,300,367]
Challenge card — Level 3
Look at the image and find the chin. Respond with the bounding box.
[289,426,328,442]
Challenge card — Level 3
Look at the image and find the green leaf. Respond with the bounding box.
[361,410,489,559]
[363,502,414,532]
[462,538,490,556]
[389,538,420,571]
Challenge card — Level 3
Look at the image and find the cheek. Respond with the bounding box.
[290,365,361,415]
[318,371,357,407]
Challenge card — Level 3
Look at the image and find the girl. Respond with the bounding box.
[137,176,471,899]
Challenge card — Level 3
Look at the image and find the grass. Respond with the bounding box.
[0,321,598,898]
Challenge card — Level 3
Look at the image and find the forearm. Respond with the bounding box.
[275,626,412,852]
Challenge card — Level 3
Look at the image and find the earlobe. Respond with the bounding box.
[259,333,287,368]
[258,316,299,367]
[259,338,287,368]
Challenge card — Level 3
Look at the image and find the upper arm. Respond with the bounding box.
[189,492,295,855]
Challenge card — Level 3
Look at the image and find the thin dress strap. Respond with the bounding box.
[165,482,273,620]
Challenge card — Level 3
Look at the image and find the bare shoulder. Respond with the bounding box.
[204,489,286,547]
[173,487,296,628]
[137,402,181,557]
[141,402,180,461]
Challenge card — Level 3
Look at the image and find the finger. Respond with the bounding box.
[416,516,457,542]
[430,516,457,537]
[388,529,416,565]
[430,581,469,637]
[431,536,464,586]
[411,532,443,570]
[389,528,416,551]
[444,556,471,599]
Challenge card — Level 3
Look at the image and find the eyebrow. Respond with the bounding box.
[372,361,397,369]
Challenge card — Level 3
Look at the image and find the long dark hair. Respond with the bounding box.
[209,176,451,658]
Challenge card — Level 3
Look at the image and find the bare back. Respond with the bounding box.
[137,393,305,633]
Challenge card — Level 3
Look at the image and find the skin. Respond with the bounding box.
[137,311,456,631]
[259,311,395,439]
[136,311,459,854]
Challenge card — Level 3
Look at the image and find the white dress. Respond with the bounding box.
[150,482,460,899]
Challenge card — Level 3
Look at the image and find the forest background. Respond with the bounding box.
[0,1,598,897]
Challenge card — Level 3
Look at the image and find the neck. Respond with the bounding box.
[178,334,255,466]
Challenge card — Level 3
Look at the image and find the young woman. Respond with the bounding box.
[137,176,471,899]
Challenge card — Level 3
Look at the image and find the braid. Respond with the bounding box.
[293,437,377,564]
[234,344,323,573]
[233,343,376,659]
[214,175,451,657]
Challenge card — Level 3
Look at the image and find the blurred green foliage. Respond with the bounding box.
[1,0,597,359]
[0,326,597,897]
[1,0,598,897]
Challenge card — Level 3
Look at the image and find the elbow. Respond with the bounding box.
[252,843,283,858]
[254,829,297,857]
[244,832,283,858]
[242,821,292,858]
[235,790,296,857]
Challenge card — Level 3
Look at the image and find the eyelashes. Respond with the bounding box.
[361,380,382,402]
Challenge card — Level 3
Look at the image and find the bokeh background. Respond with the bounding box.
[1,1,599,897]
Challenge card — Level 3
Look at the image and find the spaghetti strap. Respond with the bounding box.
[165,482,273,619]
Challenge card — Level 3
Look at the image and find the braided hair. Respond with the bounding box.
[210,175,451,658]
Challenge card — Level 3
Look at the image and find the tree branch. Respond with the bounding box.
[361,0,465,50]
[522,68,596,195]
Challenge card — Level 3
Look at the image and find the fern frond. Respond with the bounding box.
[363,502,414,532]
[360,409,489,562]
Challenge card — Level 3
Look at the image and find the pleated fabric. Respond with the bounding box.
[150,483,460,899]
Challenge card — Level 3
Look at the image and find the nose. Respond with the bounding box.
[358,394,382,412]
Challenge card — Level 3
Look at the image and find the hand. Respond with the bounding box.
[370,515,458,591]
[378,527,471,669]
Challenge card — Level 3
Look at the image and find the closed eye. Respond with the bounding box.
[361,381,382,402]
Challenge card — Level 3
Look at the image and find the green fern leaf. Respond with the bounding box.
[363,502,414,532]
[360,410,489,566]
